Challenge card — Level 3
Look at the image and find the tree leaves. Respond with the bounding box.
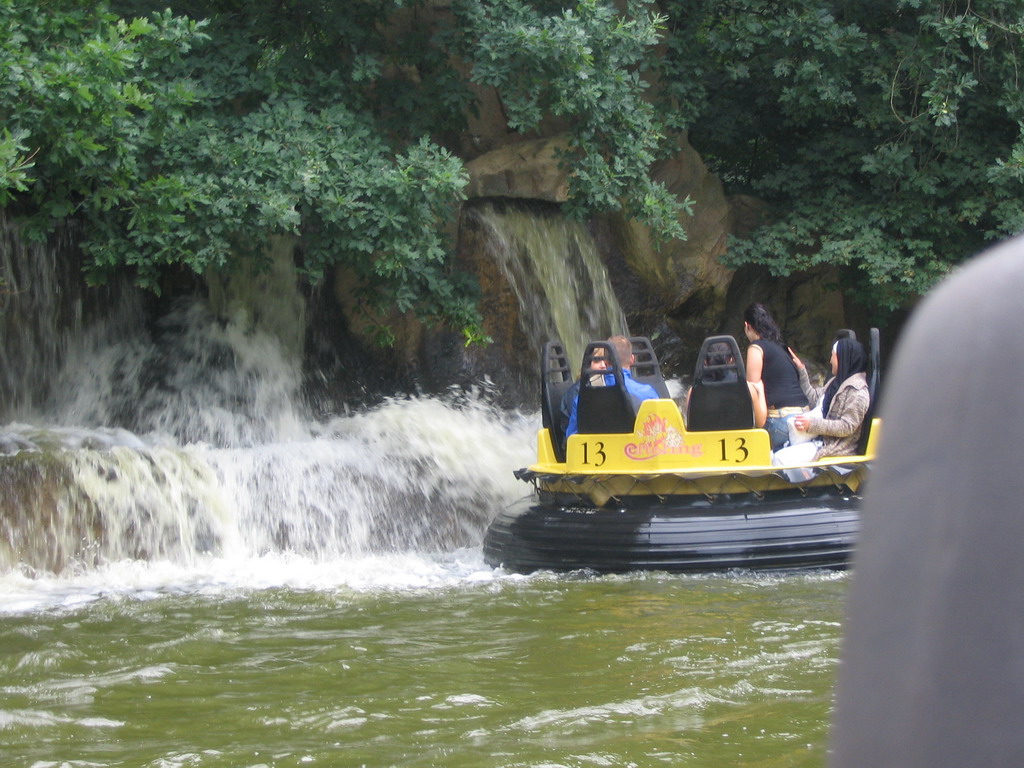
[7,0,1019,332]
[660,0,1024,316]
[0,0,481,339]
[2,0,695,341]
[453,0,689,243]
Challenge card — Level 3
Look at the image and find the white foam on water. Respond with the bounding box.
[0,287,538,604]
[0,223,570,613]
[1,380,537,613]
[0,544,515,616]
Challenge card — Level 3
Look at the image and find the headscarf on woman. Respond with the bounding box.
[821,337,868,417]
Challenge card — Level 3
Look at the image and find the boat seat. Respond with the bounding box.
[856,327,881,454]
[628,336,671,398]
[539,341,575,462]
[686,335,755,432]
[575,341,638,435]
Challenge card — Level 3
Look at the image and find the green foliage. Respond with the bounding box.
[658,0,1024,313]
[453,0,690,241]
[0,128,33,202]
[0,0,688,342]
[7,0,1018,331]
[0,0,481,338]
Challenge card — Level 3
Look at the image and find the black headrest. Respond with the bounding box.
[693,335,746,383]
[855,328,882,454]
[539,340,574,461]
[575,341,637,435]
[686,335,753,432]
[628,336,670,397]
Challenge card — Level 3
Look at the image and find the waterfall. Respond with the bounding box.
[0,216,114,420]
[0,399,534,575]
[470,201,628,367]
[27,239,310,447]
[0,223,536,577]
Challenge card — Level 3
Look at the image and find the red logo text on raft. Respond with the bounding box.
[624,414,704,461]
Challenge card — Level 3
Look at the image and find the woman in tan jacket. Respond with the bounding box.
[774,337,870,464]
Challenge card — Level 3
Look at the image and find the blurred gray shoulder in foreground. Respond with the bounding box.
[829,235,1024,767]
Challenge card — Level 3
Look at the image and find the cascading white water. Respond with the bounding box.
[0,231,536,581]
[0,217,93,418]
[470,202,629,366]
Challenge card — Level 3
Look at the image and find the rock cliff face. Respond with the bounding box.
[335,128,858,404]
[0,5,894,436]
[290,3,879,404]
[4,7,869,415]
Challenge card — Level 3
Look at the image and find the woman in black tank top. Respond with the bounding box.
[743,303,808,450]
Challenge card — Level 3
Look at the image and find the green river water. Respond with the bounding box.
[0,566,847,768]
[0,244,852,767]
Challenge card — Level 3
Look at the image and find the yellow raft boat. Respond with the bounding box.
[484,333,880,574]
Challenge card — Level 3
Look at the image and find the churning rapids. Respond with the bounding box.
[0,203,644,613]
[0,215,850,768]
[2,202,647,614]
[0,291,544,613]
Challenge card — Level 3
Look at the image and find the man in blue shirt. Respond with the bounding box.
[564,335,660,439]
